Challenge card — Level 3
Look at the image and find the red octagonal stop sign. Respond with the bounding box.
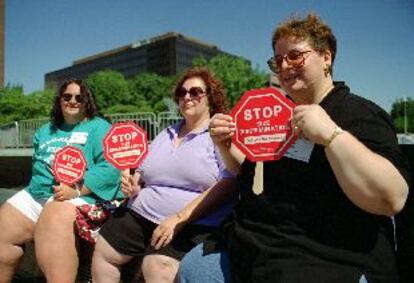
[231,88,297,162]
[104,122,148,170]
[53,146,87,185]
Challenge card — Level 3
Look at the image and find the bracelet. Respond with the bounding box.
[323,126,343,147]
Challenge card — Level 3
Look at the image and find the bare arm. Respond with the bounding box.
[325,131,408,216]
[294,104,408,216]
[151,178,237,249]
[175,178,236,223]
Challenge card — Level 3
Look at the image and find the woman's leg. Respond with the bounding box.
[141,254,180,283]
[34,201,79,283]
[0,203,35,283]
[92,236,132,283]
[178,243,230,283]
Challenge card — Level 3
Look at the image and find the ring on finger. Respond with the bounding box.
[209,127,216,136]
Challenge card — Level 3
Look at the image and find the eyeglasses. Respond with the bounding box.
[267,50,312,74]
[61,93,84,103]
[175,86,207,99]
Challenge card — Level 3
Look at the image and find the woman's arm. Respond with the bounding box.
[151,178,237,250]
[294,104,409,216]
[325,131,408,216]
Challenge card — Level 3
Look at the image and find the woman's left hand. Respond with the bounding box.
[53,183,78,201]
[150,214,185,250]
[293,104,337,145]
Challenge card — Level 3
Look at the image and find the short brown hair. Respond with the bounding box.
[272,13,337,74]
[173,67,228,116]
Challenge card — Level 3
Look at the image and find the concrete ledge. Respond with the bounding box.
[0,149,34,157]
[0,188,20,203]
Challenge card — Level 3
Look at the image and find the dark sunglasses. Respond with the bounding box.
[61,93,84,103]
[175,86,207,99]
[267,50,312,74]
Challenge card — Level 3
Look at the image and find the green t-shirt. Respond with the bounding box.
[26,116,122,204]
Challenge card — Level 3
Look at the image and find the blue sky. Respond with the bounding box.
[5,0,414,112]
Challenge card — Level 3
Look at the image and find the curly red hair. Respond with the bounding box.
[173,67,228,116]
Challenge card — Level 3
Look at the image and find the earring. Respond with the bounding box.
[324,65,331,77]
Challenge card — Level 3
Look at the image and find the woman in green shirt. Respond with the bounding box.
[0,79,122,283]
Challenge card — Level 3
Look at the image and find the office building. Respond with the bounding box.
[45,32,234,90]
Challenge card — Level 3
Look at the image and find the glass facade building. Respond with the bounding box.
[45,32,234,90]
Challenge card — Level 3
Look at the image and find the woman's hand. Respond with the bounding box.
[293,104,337,145]
[150,214,185,250]
[121,169,141,197]
[53,183,78,201]
[208,113,236,146]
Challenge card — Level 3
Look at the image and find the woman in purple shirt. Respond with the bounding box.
[92,67,236,283]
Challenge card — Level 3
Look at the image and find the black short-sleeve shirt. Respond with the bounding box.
[228,82,412,283]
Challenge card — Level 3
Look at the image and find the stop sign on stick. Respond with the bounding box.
[231,88,297,162]
[103,122,148,170]
[53,146,87,185]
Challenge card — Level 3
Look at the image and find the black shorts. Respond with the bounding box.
[99,206,218,260]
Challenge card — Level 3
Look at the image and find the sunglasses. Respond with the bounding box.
[61,93,84,103]
[267,50,312,74]
[175,86,207,99]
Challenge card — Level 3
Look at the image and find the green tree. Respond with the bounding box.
[0,86,54,124]
[128,73,175,113]
[391,97,414,133]
[192,54,268,108]
[104,104,149,114]
[0,85,25,124]
[23,89,55,119]
[86,70,131,110]
[0,54,271,126]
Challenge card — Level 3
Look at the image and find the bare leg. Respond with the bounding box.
[34,201,78,283]
[92,236,132,283]
[142,254,180,283]
[0,203,35,283]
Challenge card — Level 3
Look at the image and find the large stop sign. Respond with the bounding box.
[103,122,148,170]
[52,146,87,185]
[231,88,297,162]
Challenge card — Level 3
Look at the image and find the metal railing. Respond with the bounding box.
[0,122,19,147]
[18,118,49,147]
[0,112,182,148]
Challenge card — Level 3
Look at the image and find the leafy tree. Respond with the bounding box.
[128,73,175,113]
[0,86,54,124]
[23,89,55,118]
[0,85,25,124]
[103,104,151,114]
[0,54,270,126]
[86,70,131,110]
[391,97,414,133]
[192,54,268,108]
